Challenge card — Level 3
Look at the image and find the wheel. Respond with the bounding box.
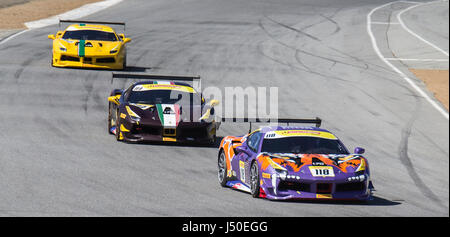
[108,103,114,134]
[250,161,260,198]
[115,110,122,141]
[122,54,127,70]
[209,135,217,146]
[218,150,228,187]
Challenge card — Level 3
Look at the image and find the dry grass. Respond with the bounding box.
[0,0,102,29]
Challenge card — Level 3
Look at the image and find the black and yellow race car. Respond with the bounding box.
[108,73,220,144]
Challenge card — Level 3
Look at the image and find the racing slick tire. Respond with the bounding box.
[218,150,228,187]
[115,110,122,141]
[122,56,127,71]
[108,103,114,135]
[250,161,261,198]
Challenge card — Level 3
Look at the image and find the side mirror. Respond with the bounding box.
[108,95,121,105]
[48,34,55,40]
[209,99,220,107]
[123,38,131,44]
[354,147,365,154]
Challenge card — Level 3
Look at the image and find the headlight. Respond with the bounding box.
[110,45,119,54]
[126,106,141,122]
[130,115,140,122]
[58,42,67,52]
[347,173,366,182]
[275,169,288,180]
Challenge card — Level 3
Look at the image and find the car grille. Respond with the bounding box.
[179,127,208,139]
[335,182,365,192]
[132,125,161,136]
[278,181,310,192]
[60,55,80,62]
[96,57,115,63]
[316,183,332,194]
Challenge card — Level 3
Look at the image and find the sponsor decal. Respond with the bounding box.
[132,84,195,93]
[316,194,332,199]
[262,173,271,179]
[239,161,246,183]
[309,166,335,177]
[163,137,177,142]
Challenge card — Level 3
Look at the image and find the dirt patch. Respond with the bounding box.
[410,69,449,111]
[0,0,30,9]
[0,0,102,29]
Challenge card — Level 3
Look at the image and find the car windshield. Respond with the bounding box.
[261,137,349,154]
[62,30,118,41]
[127,90,201,105]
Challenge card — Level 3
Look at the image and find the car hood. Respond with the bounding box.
[126,103,207,127]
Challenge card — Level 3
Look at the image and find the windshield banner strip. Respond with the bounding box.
[265,130,337,140]
[156,104,164,125]
[132,84,196,93]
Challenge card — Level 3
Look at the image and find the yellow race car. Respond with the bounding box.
[48,20,131,70]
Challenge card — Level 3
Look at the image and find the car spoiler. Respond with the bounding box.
[59,20,126,30]
[220,117,322,133]
[112,73,201,81]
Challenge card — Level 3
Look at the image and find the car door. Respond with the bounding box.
[238,131,262,185]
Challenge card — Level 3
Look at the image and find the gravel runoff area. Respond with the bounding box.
[410,69,449,111]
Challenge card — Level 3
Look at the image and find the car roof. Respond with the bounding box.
[65,24,116,33]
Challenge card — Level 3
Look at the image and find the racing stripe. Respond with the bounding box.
[156,104,164,125]
[154,81,181,127]
[174,104,180,126]
[78,40,86,57]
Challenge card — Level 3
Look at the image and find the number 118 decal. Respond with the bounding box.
[309,166,335,177]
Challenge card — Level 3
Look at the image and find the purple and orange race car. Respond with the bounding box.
[217,118,374,201]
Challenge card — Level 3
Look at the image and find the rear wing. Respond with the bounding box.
[112,73,200,81]
[221,117,322,133]
[59,19,126,30]
[111,73,202,90]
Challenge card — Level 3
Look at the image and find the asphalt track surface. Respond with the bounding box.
[0,0,448,216]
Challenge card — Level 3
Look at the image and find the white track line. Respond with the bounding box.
[0,29,30,46]
[371,22,401,25]
[386,58,449,62]
[367,1,449,120]
[397,1,450,57]
[0,0,123,46]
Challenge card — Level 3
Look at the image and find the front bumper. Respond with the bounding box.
[52,52,124,70]
[261,175,372,201]
[118,121,217,144]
